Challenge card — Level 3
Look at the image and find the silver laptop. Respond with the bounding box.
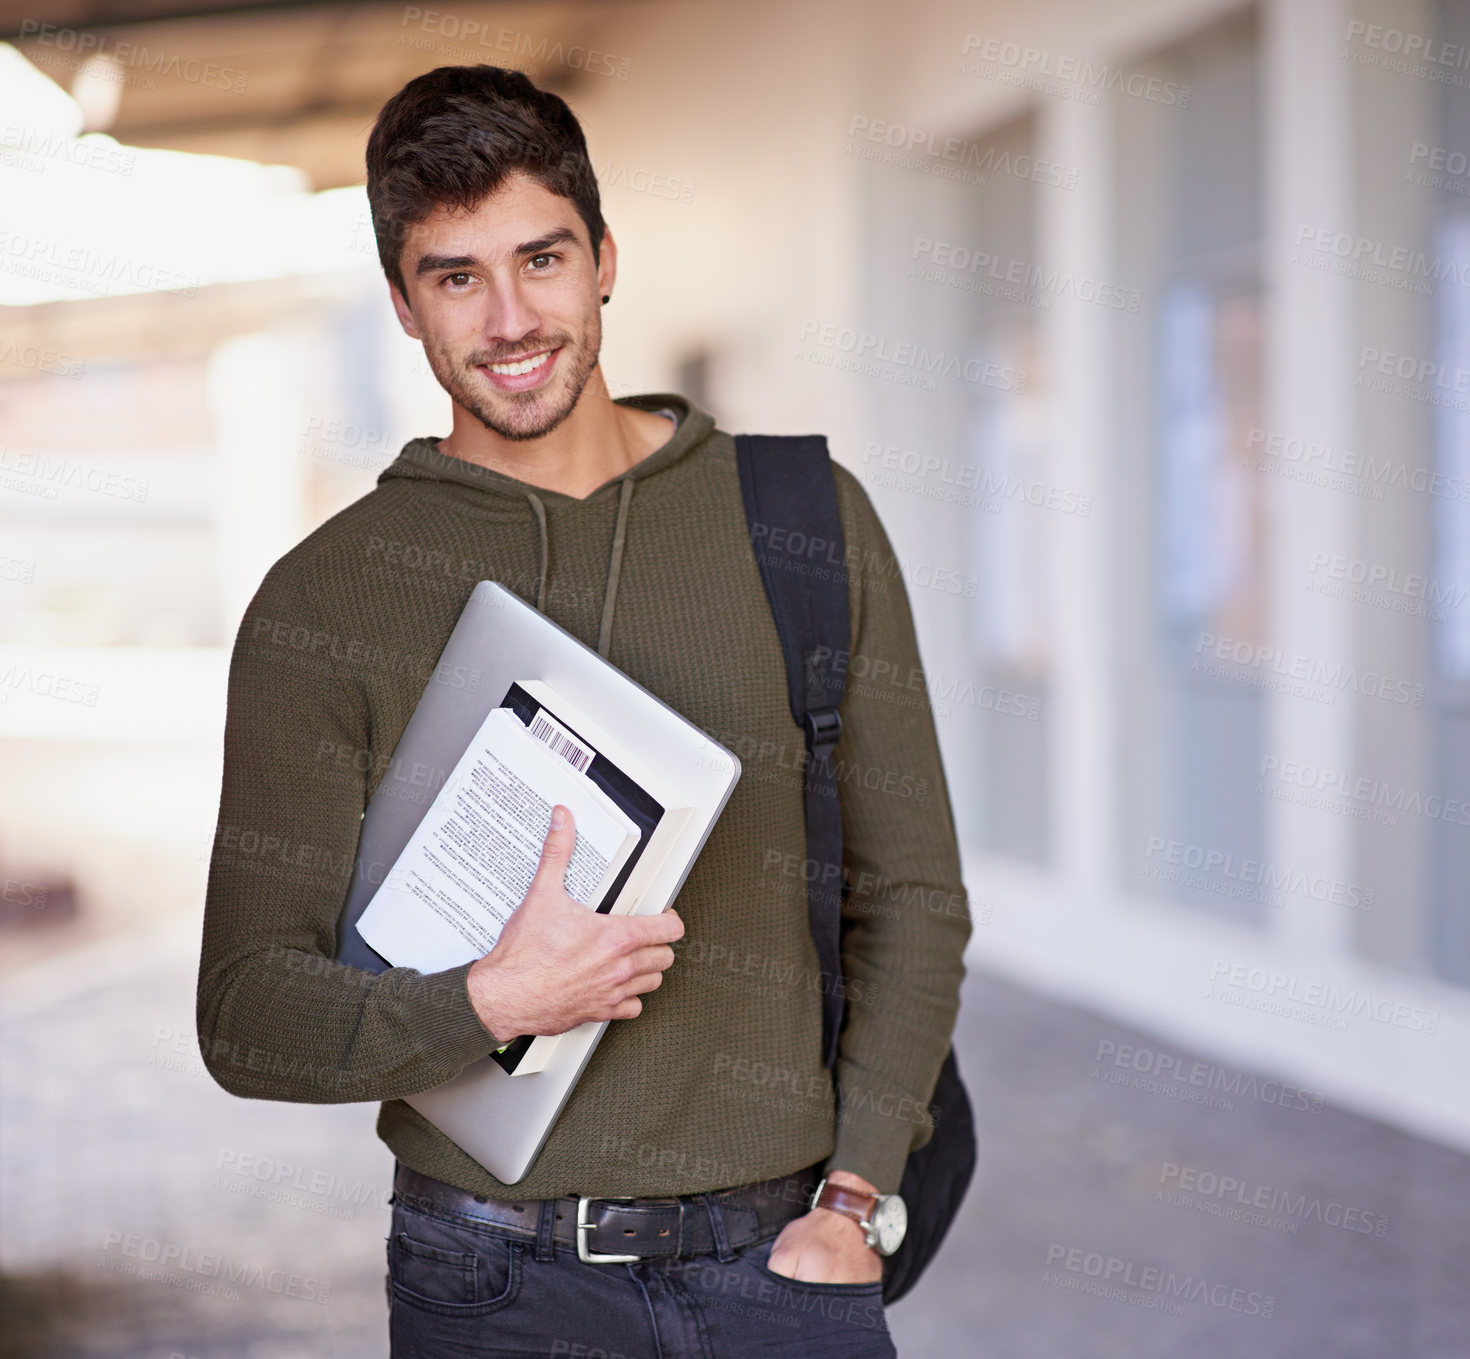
[334,581,741,1183]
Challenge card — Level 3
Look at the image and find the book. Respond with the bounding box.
[354,679,694,1075]
[509,679,698,916]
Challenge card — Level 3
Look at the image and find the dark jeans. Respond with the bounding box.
[385,1179,897,1358]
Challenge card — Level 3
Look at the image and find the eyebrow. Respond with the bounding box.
[414,226,582,277]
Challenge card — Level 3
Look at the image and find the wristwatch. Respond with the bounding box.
[809,1177,908,1256]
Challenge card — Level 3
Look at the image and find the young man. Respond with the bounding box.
[197,64,970,1357]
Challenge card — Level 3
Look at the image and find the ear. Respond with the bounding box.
[596,225,617,300]
[388,281,421,340]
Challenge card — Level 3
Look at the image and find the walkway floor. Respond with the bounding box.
[2,918,1466,1358]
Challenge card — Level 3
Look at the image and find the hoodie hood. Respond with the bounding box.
[375,392,717,656]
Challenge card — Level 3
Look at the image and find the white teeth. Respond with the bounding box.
[488,351,551,376]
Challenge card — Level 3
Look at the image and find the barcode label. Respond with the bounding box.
[528,710,594,773]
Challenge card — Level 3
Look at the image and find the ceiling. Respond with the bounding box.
[4,0,641,188]
[2,0,368,40]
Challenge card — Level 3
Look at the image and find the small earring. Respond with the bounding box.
[601,294,610,304]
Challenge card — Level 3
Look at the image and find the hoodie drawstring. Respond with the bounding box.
[524,477,634,655]
[597,477,635,658]
[525,491,549,612]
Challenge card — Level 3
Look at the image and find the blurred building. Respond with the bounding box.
[2,0,1468,1159]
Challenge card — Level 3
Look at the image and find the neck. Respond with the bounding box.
[436,366,670,500]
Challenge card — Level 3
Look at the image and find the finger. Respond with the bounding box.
[610,996,643,1020]
[625,909,684,945]
[528,804,577,894]
[624,944,676,976]
[623,970,664,996]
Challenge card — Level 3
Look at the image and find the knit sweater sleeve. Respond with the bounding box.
[824,466,973,1193]
[195,556,498,1103]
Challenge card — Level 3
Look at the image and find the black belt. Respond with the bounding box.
[392,1161,822,1264]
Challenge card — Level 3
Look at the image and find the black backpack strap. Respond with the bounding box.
[734,433,850,1069]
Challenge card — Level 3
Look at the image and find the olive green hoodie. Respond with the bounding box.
[196,391,971,1200]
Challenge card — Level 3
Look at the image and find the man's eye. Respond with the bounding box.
[528,253,557,270]
[444,272,473,287]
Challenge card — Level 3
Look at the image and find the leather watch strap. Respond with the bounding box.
[811,1180,878,1227]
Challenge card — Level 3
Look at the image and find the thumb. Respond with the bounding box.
[529,804,576,896]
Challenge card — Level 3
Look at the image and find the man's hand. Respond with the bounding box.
[765,1169,884,1284]
[465,805,683,1043]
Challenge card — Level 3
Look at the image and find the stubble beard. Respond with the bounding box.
[425,308,603,443]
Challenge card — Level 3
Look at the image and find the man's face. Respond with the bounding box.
[389,171,611,442]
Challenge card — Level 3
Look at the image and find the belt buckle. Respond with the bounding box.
[576,1196,643,1265]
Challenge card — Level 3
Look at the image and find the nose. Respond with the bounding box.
[481,271,542,353]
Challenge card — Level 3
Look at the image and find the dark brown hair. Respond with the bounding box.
[365,65,604,294]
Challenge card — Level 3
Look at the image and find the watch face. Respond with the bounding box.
[872,1194,908,1256]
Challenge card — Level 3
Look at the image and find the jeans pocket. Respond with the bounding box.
[387,1203,523,1317]
[747,1237,886,1294]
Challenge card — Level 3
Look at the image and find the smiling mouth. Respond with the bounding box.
[483,349,555,376]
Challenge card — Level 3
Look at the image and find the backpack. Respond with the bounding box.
[735,432,976,1306]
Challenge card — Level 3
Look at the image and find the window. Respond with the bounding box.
[959,112,1050,865]
[1429,0,1470,984]
[1114,7,1268,921]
